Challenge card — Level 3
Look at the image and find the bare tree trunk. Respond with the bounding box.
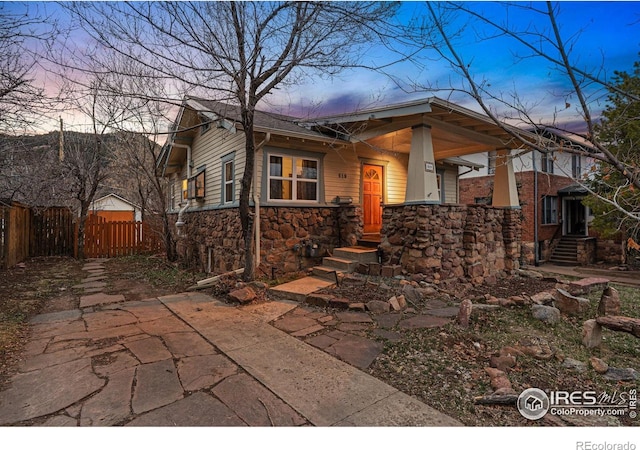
[240,107,256,281]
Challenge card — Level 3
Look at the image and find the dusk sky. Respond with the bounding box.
[6,1,640,133]
[280,1,640,130]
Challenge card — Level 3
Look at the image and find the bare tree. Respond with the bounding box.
[401,2,640,221]
[0,2,60,133]
[60,75,125,259]
[61,1,399,280]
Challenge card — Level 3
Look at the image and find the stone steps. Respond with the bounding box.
[268,276,335,302]
[268,246,379,302]
[550,237,579,265]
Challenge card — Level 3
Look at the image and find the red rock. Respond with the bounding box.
[228,287,256,304]
[589,357,609,374]
[457,299,472,329]
[597,287,621,317]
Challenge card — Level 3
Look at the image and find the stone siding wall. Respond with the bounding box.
[596,238,624,264]
[171,205,363,275]
[577,238,597,265]
[379,204,522,286]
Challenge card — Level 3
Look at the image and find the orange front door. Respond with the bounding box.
[362,164,383,234]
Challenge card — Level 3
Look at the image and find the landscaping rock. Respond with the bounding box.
[531,304,561,325]
[348,302,366,312]
[484,367,515,394]
[589,357,609,374]
[457,299,472,329]
[603,367,639,382]
[402,284,425,304]
[328,297,351,309]
[597,287,621,317]
[582,319,602,348]
[227,287,256,304]
[517,269,544,279]
[305,294,333,307]
[569,277,609,295]
[396,295,407,309]
[499,297,518,307]
[388,296,402,312]
[562,358,587,373]
[515,336,555,360]
[366,300,390,314]
[554,288,590,316]
[596,315,640,338]
[530,291,555,305]
[490,354,516,372]
[509,295,527,306]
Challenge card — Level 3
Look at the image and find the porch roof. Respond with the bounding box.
[301,97,539,159]
[557,183,589,196]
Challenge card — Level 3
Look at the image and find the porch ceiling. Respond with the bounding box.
[362,126,497,160]
[342,98,530,159]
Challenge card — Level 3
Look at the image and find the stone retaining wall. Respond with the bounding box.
[379,204,522,286]
[172,203,522,285]
[171,205,363,275]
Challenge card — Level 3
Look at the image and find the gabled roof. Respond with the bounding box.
[91,193,140,210]
[185,97,331,141]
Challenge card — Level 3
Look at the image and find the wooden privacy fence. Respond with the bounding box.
[0,203,164,268]
[0,202,31,269]
[83,215,163,258]
[31,207,76,257]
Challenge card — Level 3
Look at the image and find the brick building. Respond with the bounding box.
[459,149,624,266]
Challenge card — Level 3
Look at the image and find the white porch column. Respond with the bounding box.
[404,123,440,204]
[492,148,520,208]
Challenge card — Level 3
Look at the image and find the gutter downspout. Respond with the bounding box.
[533,151,539,266]
[254,133,271,269]
[172,143,192,236]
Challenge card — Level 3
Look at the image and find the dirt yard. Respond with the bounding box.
[0,256,638,426]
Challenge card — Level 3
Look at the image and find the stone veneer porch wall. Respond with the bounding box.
[170,205,363,275]
[379,204,522,286]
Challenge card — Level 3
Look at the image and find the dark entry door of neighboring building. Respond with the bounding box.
[565,198,586,236]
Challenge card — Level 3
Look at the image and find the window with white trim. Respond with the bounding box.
[268,154,318,202]
[221,153,235,204]
[572,154,582,178]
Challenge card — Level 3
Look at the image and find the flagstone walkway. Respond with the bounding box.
[0,260,461,427]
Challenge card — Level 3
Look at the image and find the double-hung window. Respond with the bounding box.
[542,195,558,224]
[572,154,582,178]
[268,154,319,202]
[221,153,235,204]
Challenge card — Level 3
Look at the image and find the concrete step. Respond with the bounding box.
[549,256,579,265]
[322,256,358,272]
[553,249,577,256]
[268,276,334,302]
[312,265,346,281]
[555,244,578,251]
[333,246,378,264]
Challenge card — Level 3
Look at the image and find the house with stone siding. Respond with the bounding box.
[458,140,624,266]
[157,97,535,286]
